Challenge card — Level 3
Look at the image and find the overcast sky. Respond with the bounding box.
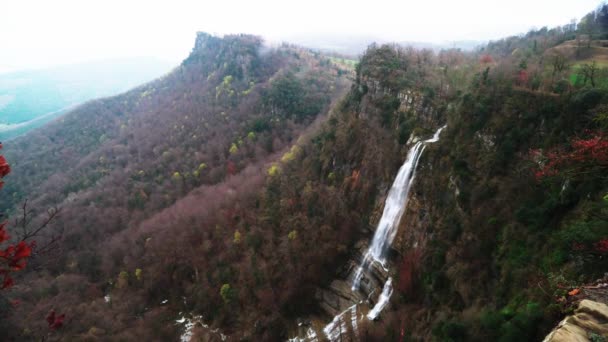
[0,0,603,74]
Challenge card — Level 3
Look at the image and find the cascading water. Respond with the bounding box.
[341,126,444,331]
[351,126,445,293]
[291,126,446,342]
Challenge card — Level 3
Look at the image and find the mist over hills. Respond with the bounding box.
[279,33,483,57]
[0,58,173,140]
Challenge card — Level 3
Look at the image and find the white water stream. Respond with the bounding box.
[322,126,445,341]
[287,126,446,342]
[351,126,445,292]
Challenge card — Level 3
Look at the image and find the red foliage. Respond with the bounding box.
[0,232,35,289]
[0,144,8,191]
[570,239,608,254]
[397,249,422,294]
[594,239,608,253]
[0,145,35,289]
[226,160,237,176]
[479,54,494,64]
[518,70,529,85]
[530,131,608,180]
[0,222,9,242]
[571,134,608,165]
[46,310,66,330]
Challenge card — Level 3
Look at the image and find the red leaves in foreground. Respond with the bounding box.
[530,131,608,180]
[0,146,35,289]
[0,155,9,178]
[0,225,35,289]
[46,310,66,330]
[0,143,9,190]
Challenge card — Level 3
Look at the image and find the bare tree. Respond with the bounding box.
[12,200,63,267]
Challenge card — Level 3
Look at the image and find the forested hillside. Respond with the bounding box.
[335,8,608,342]
[0,33,351,340]
[2,4,608,342]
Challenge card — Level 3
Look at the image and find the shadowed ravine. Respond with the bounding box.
[290,126,445,342]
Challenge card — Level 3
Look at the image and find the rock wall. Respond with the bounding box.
[543,300,608,342]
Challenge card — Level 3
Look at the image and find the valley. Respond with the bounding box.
[0,58,173,140]
[1,3,608,342]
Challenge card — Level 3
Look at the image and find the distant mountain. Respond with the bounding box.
[396,39,483,51]
[278,33,483,57]
[0,58,173,140]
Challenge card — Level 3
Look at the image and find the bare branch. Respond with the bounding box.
[20,207,61,243]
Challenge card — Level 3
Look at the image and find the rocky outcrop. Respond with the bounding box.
[543,300,608,342]
[316,280,364,317]
[315,240,389,317]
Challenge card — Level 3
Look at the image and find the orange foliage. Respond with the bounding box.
[568,288,580,296]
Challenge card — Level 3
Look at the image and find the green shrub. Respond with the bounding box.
[433,320,468,342]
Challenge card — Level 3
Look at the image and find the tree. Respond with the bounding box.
[530,131,608,180]
[550,53,568,78]
[0,143,33,290]
[479,54,494,64]
[220,283,234,303]
[0,143,61,289]
[580,62,599,87]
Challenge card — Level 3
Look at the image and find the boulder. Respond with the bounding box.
[543,300,608,342]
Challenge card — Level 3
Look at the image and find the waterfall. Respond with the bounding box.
[351,125,445,292]
[307,126,446,342]
[367,277,393,320]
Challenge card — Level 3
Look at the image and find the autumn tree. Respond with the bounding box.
[530,131,608,180]
[0,143,34,290]
[1,143,61,290]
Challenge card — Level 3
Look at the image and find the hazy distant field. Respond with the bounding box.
[0,58,173,140]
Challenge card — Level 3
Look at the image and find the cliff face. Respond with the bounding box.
[290,36,608,341]
[284,43,453,341]
[391,68,608,340]
[543,299,608,342]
